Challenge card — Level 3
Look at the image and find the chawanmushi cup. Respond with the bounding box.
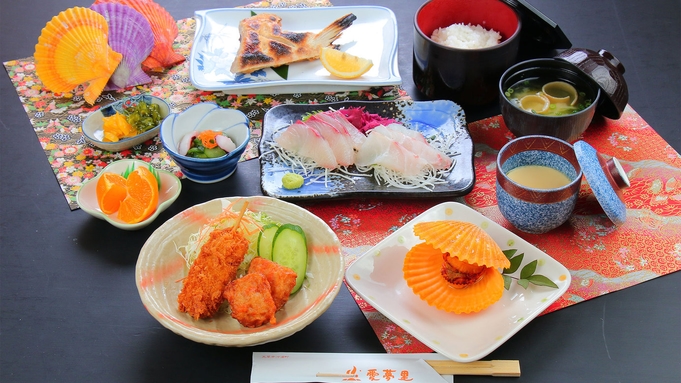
[496,135,582,234]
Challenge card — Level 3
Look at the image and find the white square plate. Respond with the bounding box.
[345,202,571,363]
[190,6,401,93]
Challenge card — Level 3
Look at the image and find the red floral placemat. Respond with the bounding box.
[2,0,408,210]
[304,105,681,354]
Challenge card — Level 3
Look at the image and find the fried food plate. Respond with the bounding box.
[136,196,344,346]
[190,6,401,93]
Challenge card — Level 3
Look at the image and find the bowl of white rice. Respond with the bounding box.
[413,0,521,106]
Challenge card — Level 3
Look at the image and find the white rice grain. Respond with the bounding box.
[431,23,501,49]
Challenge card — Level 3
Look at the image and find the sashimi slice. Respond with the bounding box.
[304,118,355,167]
[312,111,366,150]
[275,122,338,169]
[383,123,428,143]
[372,124,453,170]
[355,131,428,176]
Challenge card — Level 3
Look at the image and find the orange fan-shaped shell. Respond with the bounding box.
[403,242,504,314]
[413,220,510,269]
[34,7,122,104]
[94,0,185,71]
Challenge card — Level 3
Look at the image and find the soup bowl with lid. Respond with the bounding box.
[499,48,629,142]
[496,135,583,234]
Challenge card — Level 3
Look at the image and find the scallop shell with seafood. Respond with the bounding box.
[93,0,185,71]
[91,2,154,90]
[34,7,122,104]
[413,220,510,269]
[403,242,505,314]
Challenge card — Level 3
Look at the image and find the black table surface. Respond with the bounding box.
[1,1,679,382]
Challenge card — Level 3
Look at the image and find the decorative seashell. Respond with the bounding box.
[93,0,185,71]
[91,2,154,90]
[34,7,122,104]
[413,220,510,269]
[403,242,505,314]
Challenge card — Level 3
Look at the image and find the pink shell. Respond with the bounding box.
[93,0,185,71]
[91,3,154,89]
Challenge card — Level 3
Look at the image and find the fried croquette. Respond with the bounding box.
[223,273,277,328]
[247,257,297,310]
[177,228,249,320]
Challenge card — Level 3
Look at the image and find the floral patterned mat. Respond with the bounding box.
[2,0,407,210]
[304,105,681,353]
[5,0,681,358]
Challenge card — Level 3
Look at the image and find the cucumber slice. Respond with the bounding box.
[257,223,280,260]
[271,223,308,293]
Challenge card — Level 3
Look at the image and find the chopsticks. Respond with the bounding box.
[425,359,521,377]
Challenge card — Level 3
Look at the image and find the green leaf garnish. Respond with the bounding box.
[148,164,161,191]
[503,251,524,274]
[527,275,559,289]
[502,249,558,290]
[520,259,537,279]
[272,65,289,80]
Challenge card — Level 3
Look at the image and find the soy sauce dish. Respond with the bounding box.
[160,102,250,184]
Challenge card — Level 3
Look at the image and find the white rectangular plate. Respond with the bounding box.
[190,6,401,93]
[345,202,571,363]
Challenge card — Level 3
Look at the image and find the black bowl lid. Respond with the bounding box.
[500,0,572,50]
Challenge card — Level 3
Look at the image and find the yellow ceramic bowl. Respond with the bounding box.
[135,196,344,346]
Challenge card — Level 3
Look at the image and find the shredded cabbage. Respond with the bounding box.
[176,202,280,277]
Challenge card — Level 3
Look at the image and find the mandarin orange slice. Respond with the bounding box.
[96,172,128,215]
[413,221,510,269]
[117,166,159,224]
[403,242,505,314]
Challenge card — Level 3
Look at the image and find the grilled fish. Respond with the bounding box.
[230,12,357,74]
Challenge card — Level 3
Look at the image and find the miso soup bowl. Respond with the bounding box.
[496,135,583,234]
[413,0,521,106]
[160,102,250,184]
[499,58,601,142]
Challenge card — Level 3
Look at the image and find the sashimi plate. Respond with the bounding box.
[345,202,571,362]
[190,6,401,93]
[259,100,474,200]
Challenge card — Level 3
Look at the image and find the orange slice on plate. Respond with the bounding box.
[320,47,373,79]
[117,166,159,224]
[403,242,504,314]
[96,172,128,215]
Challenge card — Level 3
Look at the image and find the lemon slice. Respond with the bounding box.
[320,47,373,79]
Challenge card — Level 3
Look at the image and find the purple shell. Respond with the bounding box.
[91,3,154,90]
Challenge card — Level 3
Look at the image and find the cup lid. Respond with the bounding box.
[574,140,630,226]
[500,0,572,50]
[555,48,629,119]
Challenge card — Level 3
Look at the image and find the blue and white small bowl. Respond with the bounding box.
[82,95,170,152]
[160,102,250,183]
[496,135,583,234]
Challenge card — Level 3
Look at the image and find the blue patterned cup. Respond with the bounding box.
[496,135,583,233]
[160,102,250,184]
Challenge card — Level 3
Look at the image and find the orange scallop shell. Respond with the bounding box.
[403,242,504,314]
[413,220,510,269]
[94,0,185,71]
[34,7,122,104]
